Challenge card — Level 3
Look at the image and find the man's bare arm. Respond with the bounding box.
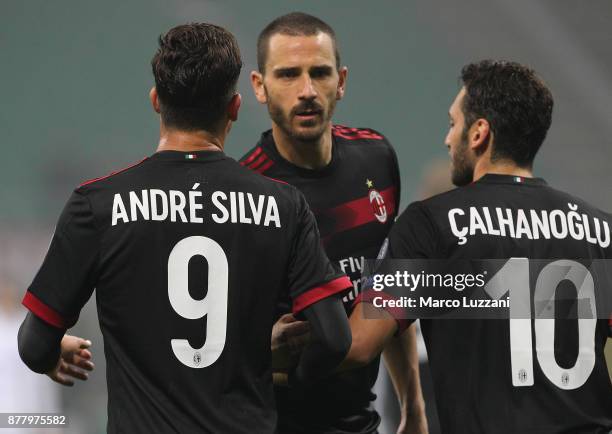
[339,302,398,370]
[383,325,428,434]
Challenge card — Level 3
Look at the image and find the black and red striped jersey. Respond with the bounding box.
[384,174,612,434]
[23,150,350,434]
[240,125,401,434]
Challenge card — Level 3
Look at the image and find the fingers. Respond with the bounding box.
[61,335,92,354]
[51,372,75,387]
[47,357,92,385]
[47,361,74,387]
[77,349,92,360]
[277,313,297,324]
[272,317,310,352]
[72,354,95,371]
[60,362,89,381]
[287,331,311,353]
[61,336,93,364]
[282,320,310,337]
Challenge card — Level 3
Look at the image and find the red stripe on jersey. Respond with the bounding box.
[248,154,269,170]
[353,290,412,335]
[321,186,397,240]
[255,159,274,174]
[80,158,148,187]
[609,314,612,337]
[292,276,352,315]
[240,147,263,166]
[334,131,384,140]
[22,291,75,329]
[263,176,289,185]
[332,125,384,141]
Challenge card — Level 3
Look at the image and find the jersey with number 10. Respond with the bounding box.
[386,174,612,434]
[23,150,350,434]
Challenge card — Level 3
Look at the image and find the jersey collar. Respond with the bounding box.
[475,173,547,186]
[149,150,227,162]
[258,129,340,178]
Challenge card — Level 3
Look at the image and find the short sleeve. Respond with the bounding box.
[22,190,100,328]
[357,201,439,334]
[388,201,438,259]
[288,192,352,316]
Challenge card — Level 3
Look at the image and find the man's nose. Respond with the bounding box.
[444,133,451,148]
[298,75,317,100]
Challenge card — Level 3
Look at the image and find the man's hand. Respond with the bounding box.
[271,313,310,371]
[397,403,428,434]
[46,335,95,386]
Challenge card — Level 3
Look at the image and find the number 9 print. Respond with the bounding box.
[167,236,229,368]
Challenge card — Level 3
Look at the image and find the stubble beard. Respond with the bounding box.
[267,95,337,145]
[451,129,475,187]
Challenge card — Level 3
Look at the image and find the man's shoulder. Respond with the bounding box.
[404,179,612,238]
[332,124,398,172]
[75,151,294,197]
[75,157,151,198]
[394,186,471,234]
[332,124,389,146]
[239,143,276,174]
[420,178,609,216]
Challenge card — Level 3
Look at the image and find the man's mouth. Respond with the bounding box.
[294,108,322,120]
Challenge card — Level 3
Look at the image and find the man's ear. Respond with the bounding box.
[336,66,348,100]
[149,87,161,113]
[227,93,241,122]
[250,70,267,104]
[469,118,491,153]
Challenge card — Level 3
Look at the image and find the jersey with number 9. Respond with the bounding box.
[23,151,351,433]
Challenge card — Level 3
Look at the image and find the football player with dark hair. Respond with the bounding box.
[242,12,427,434]
[18,22,352,434]
[345,60,612,434]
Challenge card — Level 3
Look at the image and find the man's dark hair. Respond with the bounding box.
[151,23,242,132]
[460,60,554,167]
[257,12,340,73]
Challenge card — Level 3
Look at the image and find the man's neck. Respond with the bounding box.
[156,127,224,153]
[271,123,332,170]
[472,158,533,182]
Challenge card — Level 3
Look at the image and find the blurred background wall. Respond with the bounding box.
[1,1,610,433]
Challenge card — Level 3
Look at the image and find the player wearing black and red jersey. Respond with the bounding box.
[242,125,399,293]
[345,60,612,433]
[242,13,426,434]
[17,23,352,434]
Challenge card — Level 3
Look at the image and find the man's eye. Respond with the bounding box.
[276,70,299,79]
[310,68,332,78]
[311,71,328,78]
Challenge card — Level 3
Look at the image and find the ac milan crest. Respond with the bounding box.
[367,179,387,223]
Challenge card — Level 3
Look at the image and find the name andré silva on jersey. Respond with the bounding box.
[111,183,282,227]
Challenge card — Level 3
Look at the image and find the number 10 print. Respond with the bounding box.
[485,258,597,390]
